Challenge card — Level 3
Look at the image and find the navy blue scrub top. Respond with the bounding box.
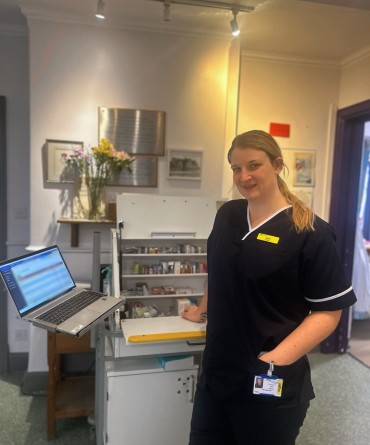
[201,199,357,404]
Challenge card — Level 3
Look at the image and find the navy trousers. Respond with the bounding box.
[188,385,310,445]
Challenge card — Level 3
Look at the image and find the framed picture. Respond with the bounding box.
[167,149,203,181]
[292,187,314,208]
[46,139,83,183]
[292,150,315,186]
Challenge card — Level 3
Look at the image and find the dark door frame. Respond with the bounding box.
[0,97,6,260]
[0,96,8,373]
[321,99,370,353]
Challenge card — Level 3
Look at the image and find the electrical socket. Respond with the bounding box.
[15,329,28,342]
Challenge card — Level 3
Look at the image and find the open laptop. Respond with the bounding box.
[0,245,124,337]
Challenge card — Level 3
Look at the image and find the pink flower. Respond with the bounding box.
[114,149,131,160]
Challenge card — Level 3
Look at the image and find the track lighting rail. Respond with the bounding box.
[147,0,254,14]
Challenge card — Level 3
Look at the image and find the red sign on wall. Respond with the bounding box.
[269,122,290,137]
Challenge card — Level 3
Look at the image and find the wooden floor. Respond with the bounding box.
[348,318,370,367]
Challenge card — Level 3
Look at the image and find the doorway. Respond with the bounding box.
[322,99,370,353]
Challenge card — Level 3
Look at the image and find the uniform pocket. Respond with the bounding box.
[247,355,311,405]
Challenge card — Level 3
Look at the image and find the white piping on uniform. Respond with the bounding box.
[305,286,353,303]
[242,205,292,240]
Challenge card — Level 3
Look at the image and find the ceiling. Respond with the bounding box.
[1,0,370,62]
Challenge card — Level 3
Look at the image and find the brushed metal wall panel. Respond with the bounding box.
[99,107,165,155]
[108,156,158,187]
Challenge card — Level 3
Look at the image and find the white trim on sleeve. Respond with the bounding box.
[305,286,353,303]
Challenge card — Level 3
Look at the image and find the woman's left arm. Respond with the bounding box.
[259,310,342,366]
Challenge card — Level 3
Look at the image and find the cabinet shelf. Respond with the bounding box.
[123,273,207,279]
[122,253,206,258]
[123,292,204,300]
[121,237,207,318]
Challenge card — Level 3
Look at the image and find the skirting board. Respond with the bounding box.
[0,343,9,373]
[7,352,28,373]
[21,370,47,395]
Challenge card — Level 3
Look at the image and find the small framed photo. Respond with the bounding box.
[46,139,83,183]
[167,149,203,181]
[292,150,315,187]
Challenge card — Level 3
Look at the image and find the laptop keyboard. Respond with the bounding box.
[36,291,104,325]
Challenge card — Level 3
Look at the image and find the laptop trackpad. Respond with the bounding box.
[88,298,113,312]
[58,308,104,332]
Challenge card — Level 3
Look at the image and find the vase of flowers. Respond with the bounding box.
[62,138,135,220]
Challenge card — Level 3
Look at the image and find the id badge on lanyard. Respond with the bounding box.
[253,361,283,397]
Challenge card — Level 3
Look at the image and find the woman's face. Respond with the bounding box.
[230,147,282,202]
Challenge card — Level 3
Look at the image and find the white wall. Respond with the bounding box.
[27,18,231,282]
[235,53,341,219]
[339,48,370,109]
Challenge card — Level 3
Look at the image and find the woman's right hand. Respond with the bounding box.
[181,304,207,323]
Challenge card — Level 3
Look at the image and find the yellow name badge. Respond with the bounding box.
[257,233,280,244]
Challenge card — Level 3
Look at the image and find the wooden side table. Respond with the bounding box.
[47,331,95,440]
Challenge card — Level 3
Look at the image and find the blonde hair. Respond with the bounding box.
[228,130,314,233]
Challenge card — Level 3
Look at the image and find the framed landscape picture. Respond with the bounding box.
[167,149,203,181]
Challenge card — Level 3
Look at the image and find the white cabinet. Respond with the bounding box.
[104,358,198,445]
[95,195,220,445]
[115,193,220,318]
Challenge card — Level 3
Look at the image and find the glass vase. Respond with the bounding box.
[87,183,105,220]
[73,176,105,220]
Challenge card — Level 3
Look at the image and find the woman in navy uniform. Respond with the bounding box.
[182,130,357,445]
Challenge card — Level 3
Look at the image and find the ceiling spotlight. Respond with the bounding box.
[95,0,106,19]
[164,0,171,21]
[230,10,240,37]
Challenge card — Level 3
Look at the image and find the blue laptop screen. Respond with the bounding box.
[0,246,75,316]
